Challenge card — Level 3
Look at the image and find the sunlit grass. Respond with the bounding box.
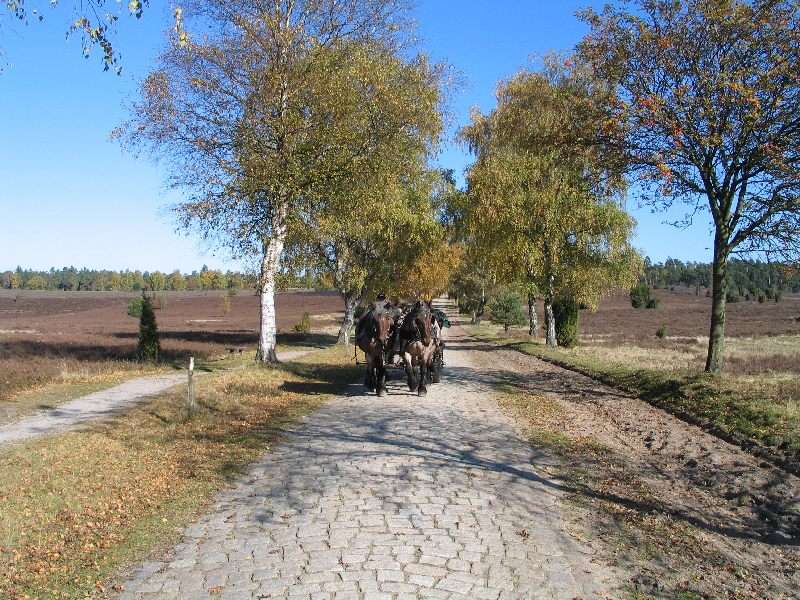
[469,320,800,460]
[0,345,355,600]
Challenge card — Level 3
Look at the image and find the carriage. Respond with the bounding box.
[356,300,449,396]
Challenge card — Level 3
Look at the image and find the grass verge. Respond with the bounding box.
[468,323,800,473]
[0,345,358,600]
[495,387,786,600]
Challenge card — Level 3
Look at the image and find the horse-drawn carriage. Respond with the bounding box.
[356,299,449,397]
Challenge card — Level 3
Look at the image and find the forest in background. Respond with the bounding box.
[3,259,799,298]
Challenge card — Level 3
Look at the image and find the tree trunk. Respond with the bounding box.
[527,292,538,337]
[544,275,557,347]
[257,209,287,364]
[544,300,556,347]
[338,290,362,345]
[705,232,729,373]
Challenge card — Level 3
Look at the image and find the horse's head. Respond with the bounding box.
[413,301,433,346]
[373,303,394,347]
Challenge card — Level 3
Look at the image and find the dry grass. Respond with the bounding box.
[0,345,358,600]
[495,388,788,600]
[0,359,166,425]
[470,320,800,465]
[0,290,343,405]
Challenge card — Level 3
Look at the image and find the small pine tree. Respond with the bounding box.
[553,296,579,348]
[490,291,527,332]
[137,294,161,362]
[630,284,652,309]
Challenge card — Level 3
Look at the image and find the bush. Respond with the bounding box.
[775,289,783,303]
[646,298,660,309]
[137,295,161,362]
[221,295,231,315]
[758,294,766,304]
[127,297,144,318]
[656,324,668,339]
[630,284,652,309]
[726,291,740,303]
[489,291,527,332]
[227,287,238,297]
[294,312,312,335]
[553,296,579,348]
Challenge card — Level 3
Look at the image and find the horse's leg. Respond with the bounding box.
[377,356,387,397]
[431,346,441,383]
[365,353,377,392]
[403,350,415,391]
[418,354,428,396]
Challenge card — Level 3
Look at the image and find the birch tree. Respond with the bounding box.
[579,0,800,372]
[304,165,445,345]
[461,65,641,347]
[119,0,442,363]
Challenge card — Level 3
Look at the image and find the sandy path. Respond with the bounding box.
[117,305,620,599]
[0,349,312,447]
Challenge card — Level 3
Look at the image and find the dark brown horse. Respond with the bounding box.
[398,301,438,396]
[356,303,394,396]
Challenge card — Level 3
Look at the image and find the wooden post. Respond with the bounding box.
[187,356,195,417]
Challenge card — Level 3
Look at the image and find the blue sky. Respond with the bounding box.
[0,1,714,273]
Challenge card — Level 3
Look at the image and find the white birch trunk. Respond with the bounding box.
[544,274,557,348]
[257,207,287,364]
[338,291,362,346]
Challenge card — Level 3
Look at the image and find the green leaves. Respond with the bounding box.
[461,61,641,310]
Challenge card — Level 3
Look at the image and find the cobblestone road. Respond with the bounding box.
[119,312,617,599]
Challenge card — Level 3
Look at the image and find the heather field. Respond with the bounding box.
[0,290,343,422]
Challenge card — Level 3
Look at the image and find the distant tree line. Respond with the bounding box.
[643,258,800,296]
[0,265,334,292]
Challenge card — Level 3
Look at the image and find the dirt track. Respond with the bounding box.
[473,342,800,599]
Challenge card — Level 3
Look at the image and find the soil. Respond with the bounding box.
[0,289,343,358]
[576,288,800,342]
[0,290,344,404]
[469,341,800,599]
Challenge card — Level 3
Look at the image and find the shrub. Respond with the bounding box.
[646,298,659,309]
[293,312,312,335]
[726,291,740,303]
[221,295,231,315]
[774,289,783,303]
[656,324,668,339]
[758,293,766,304]
[127,297,144,318]
[630,284,652,309]
[227,287,238,297]
[137,295,161,362]
[489,291,527,332]
[553,296,579,348]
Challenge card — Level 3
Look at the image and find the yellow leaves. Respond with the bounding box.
[1,361,334,598]
[656,162,673,183]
